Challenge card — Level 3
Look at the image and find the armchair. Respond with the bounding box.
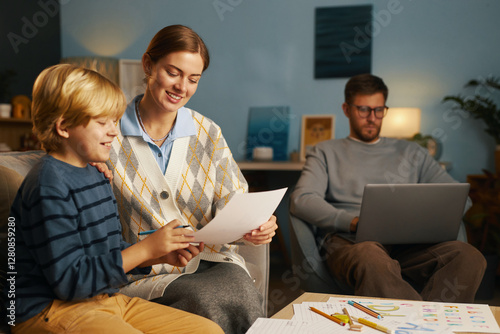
[288,211,353,294]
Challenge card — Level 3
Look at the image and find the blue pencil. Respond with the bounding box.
[138,225,190,236]
[138,230,156,236]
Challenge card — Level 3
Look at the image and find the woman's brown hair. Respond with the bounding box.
[145,25,210,72]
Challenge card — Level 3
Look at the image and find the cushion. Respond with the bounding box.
[0,166,24,231]
[0,150,45,232]
[0,150,45,177]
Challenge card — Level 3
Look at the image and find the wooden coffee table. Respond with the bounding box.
[272,292,500,334]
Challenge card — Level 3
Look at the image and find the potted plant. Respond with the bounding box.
[0,69,16,118]
[409,133,442,160]
[443,76,500,173]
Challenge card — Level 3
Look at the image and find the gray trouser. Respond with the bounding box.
[153,260,264,334]
[324,235,487,302]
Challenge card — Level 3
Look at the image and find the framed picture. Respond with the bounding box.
[315,5,372,78]
[300,115,335,161]
[246,106,290,161]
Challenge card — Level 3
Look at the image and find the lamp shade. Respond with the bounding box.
[380,107,421,138]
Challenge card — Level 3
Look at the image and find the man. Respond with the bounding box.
[290,73,486,302]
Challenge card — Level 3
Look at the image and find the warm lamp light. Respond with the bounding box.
[380,107,421,138]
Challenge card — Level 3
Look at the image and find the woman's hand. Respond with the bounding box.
[89,162,113,182]
[243,215,278,245]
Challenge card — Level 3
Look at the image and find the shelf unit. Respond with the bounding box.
[237,160,305,171]
[0,117,33,151]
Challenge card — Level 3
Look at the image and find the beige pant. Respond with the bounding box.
[12,293,223,334]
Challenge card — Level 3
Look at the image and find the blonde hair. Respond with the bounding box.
[32,64,126,153]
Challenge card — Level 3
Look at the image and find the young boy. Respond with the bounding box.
[7,64,222,333]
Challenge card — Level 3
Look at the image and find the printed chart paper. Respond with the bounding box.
[325,297,500,333]
[246,297,499,334]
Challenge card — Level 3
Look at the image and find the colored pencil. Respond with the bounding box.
[138,229,156,236]
[309,307,346,326]
[138,225,190,235]
[353,316,393,334]
[348,300,382,319]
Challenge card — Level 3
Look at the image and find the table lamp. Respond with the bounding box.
[380,107,421,138]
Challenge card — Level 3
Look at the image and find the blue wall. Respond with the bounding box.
[61,0,500,182]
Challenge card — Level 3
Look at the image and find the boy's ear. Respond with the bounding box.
[55,117,70,139]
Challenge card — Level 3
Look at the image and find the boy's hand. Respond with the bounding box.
[143,220,195,259]
[89,162,113,182]
[122,220,196,273]
[156,242,204,267]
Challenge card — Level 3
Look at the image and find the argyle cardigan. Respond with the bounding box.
[108,108,250,300]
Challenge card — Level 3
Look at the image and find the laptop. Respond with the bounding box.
[340,183,470,244]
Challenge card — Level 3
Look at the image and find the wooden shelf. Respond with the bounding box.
[0,118,34,151]
[0,117,32,124]
[237,161,305,171]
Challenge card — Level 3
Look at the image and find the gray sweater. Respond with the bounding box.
[290,137,469,241]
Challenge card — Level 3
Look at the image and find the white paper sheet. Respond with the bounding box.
[246,318,311,334]
[192,188,287,244]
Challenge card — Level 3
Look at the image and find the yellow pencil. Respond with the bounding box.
[353,316,393,334]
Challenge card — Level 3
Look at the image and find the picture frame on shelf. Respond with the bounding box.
[118,59,145,103]
[300,114,335,161]
[246,106,290,161]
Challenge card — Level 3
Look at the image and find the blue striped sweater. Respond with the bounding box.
[6,155,149,322]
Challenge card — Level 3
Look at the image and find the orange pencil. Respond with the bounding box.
[310,307,346,326]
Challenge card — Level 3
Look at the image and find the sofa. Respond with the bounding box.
[0,150,270,329]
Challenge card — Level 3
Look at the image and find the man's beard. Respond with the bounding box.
[353,122,381,142]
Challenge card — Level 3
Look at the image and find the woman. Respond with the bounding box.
[107,25,277,333]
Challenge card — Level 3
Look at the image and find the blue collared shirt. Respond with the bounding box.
[120,95,196,174]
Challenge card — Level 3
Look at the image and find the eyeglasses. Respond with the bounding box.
[348,104,389,119]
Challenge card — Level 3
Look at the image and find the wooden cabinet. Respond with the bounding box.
[0,118,36,151]
[465,173,500,260]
